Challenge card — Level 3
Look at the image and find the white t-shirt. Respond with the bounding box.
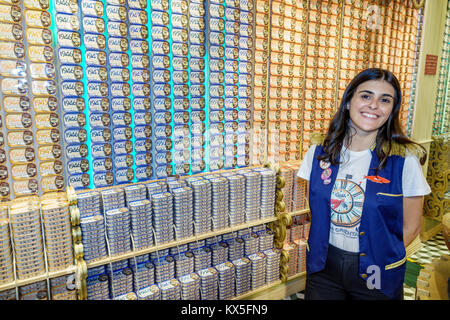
[297,144,431,252]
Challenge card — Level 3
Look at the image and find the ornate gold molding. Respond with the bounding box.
[412,0,425,10]
[424,137,450,222]
[268,163,293,282]
[67,186,87,300]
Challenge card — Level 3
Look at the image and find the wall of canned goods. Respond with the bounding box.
[0,0,431,300]
[0,0,424,200]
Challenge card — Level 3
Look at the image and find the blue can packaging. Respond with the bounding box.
[134,125,151,139]
[135,153,152,166]
[113,126,133,141]
[111,112,132,126]
[91,128,111,143]
[93,171,114,188]
[135,166,153,180]
[113,140,133,155]
[92,157,113,172]
[91,143,112,157]
[134,139,152,152]
[115,168,134,184]
[68,173,91,189]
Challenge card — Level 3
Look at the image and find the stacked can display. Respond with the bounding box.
[251,0,269,166]
[186,177,212,234]
[151,0,173,179]
[56,0,91,190]
[0,0,29,199]
[26,1,65,195]
[208,0,225,171]
[0,204,13,285]
[267,0,306,163]
[9,200,46,280]
[107,0,135,185]
[129,0,152,182]
[82,0,114,188]
[237,0,254,169]
[170,0,191,176]
[41,198,74,272]
[188,0,206,174]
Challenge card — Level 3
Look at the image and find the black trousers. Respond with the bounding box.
[305,245,403,300]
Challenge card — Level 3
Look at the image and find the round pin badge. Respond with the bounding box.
[321,168,332,180]
[319,160,330,169]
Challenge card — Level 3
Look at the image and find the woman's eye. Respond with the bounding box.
[361,94,370,100]
[381,98,392,104]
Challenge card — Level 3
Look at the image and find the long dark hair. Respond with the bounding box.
[318,68,426,172]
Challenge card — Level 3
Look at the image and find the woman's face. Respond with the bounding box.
[348,79,395,136]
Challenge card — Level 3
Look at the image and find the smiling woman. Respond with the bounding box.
[296,68,432,300]
[347,80,395,144]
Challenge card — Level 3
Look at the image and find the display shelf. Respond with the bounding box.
[288,209,310,218]
[0,266,76,293]
[85,216,280,269]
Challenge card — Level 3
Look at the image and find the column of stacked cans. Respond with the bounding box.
[283,242,298,277]
[186,177,212,235]
[294,239,307,273]
[151,192,174,245]
[9,202,45,280]
[130,254,154,291]
[233,257,252,296]
[248,252,266,290]
[136,285,160,300]
[152,253,175,283]
[166,178,186,192]
[86,266,110,300]
[128,200,153,250]
[224,174,246,226]
[255,167,276,218]
[159,279,181,300]
[289,222,303,242]
[107,261,134,298]
[77,191,102,218]
[211,241,229,266]
[244,231,260,256]
[216,261,235,300]
[0,204,13,285]
[191,243,212,271]
[287,164,308,211]
[179,273,201,300]
[80,214,108,263]
[124,184,148,204]
[172,186,194,240]
[279,166,295,213]
[207,176,230,230]
[105,208,131,256]
[41,200,74,272]
[303,221,311,239]
[198,267,219,300]
[258,228,275,251]
[146,181,168,197]
[264,248,281,284]
[242,170,261,222]
[171,245,195,278]
[227,236,245,261]
[101,188,126,213]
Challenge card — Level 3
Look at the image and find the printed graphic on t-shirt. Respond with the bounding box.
[330,179,364,227]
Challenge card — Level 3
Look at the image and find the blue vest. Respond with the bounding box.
[306,145,406,299]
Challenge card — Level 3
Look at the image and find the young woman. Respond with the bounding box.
[297,68,431,300]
